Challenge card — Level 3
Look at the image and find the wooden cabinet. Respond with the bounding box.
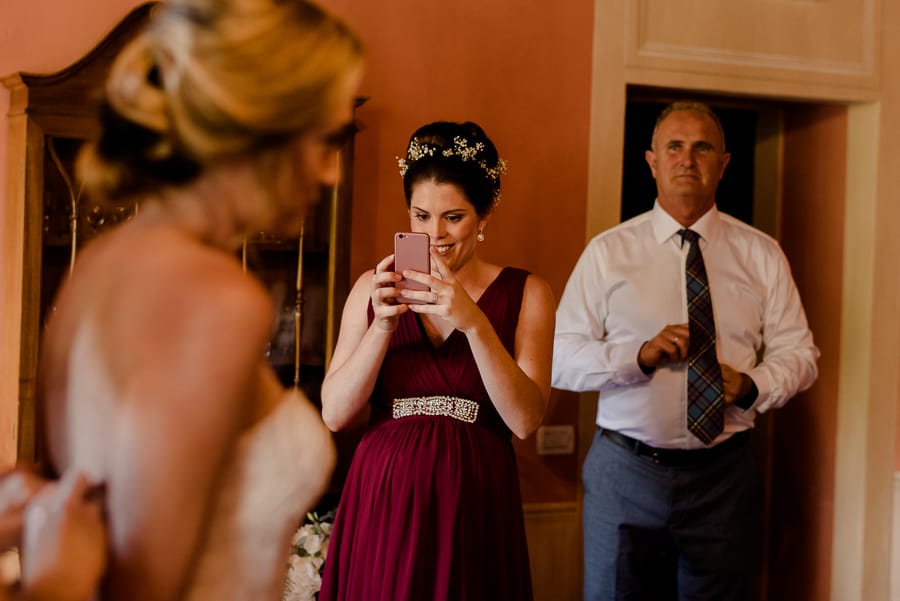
[243,158,359,399]
[2,2,359,462]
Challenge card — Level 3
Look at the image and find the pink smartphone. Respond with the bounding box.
[394,232,430,304]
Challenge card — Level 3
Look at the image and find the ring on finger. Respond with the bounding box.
[431,292,439,304]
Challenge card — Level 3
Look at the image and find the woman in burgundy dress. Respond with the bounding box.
[319,121,555,600]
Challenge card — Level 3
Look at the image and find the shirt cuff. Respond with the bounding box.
[613,340,651,385]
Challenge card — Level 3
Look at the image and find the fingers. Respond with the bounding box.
[398,264,450,307]
[638,338,674,369]
[719,364,749,404]
[394,241,459,295]
[56,471,99,511]
[369,257,408,329]
[372,255,404,306]
[395,247,451,303]
[638,324,690,369]
[397,287,437,305]
[371,298,408,329]
[374,254,396,274]
[666,323,690,356]
[375,252,444,307]
[373,282,402,306]
[395,268,441,305]
[405,282,482,336]
[0,468,48,513]
[26,471,102,524]
[20,470,108,601]
[666,336,684,361]
[23,470,107,553]
[429,246,449,280]
[655,324,689,363]
[0,469,48,550]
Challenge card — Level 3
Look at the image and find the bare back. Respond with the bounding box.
[37,215,298,600]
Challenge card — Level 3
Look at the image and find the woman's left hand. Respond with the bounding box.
[399,248,485,333]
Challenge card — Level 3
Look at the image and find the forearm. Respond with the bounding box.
[466,318,548,439]
[748,264,820,412]
[748,347,819,412]
[551,333,647,392]
[321,324,393,431]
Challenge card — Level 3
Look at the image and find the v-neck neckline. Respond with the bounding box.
[416,267,509,351]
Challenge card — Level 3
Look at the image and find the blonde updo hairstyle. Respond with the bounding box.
[78,0,364,203]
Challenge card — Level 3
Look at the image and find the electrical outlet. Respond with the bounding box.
[536,424,575,456]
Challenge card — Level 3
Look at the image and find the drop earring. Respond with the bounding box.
[477,228,485,242]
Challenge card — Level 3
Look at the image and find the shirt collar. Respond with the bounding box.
[650,200,721,246]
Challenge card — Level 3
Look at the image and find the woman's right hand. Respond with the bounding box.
[0,468,49,550]
[20,471,107,601]
[370,254,409,333]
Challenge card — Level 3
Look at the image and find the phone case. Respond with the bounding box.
[394,232,430,304]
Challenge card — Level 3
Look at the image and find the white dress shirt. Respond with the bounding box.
[552,202,819,449]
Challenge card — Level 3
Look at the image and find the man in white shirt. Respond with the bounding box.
[553,101,819,601]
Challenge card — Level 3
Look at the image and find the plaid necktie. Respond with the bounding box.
[680,229,724,444]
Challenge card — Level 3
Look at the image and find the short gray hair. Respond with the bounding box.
[650,101,726,151]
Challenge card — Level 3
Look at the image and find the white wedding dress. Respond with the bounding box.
[182,390,334,600]
[61,324,334,600]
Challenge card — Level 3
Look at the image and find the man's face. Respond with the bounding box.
[645,109,731,224]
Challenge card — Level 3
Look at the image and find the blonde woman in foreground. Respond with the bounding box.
[36,0,363,599]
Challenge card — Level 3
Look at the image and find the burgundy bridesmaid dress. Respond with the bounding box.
[319,267,534,601]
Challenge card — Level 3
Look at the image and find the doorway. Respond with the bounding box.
[621,93,758,226]
[614,85,845,601]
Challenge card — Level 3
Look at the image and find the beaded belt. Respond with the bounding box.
[391,396,479,424]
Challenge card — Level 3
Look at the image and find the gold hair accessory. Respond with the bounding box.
[396,135,507,192]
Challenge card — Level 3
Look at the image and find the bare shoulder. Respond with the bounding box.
[178,251,271,328]
[351,268,376,291]
[116,246,272,435]
[78,225,271,331]
[523,272,556,313]
[515,272,556,340]
[89,235,274,397]
[345,268,376,306]
[137,243,270,341]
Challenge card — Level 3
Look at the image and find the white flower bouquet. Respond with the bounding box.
[283,510,335,601]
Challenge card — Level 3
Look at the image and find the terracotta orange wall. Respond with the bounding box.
[318,0,594,503]
[317,1,593,298]
[0,1,145,204]
[1,0,594,502]
[0,0,148,466]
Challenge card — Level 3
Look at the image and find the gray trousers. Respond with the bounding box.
[581,429,762,601]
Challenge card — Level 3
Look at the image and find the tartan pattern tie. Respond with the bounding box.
[680,229,724,444]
